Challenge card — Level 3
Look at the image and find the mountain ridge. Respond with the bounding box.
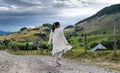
[75,4,120,25]
[0,30,12,36]
[74,4,120,35]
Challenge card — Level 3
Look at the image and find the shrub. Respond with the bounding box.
[34,33,46,38]
[20,27,27,31]
[75,26,84,32]
[3,39,10,46]
[117,40,120,49]
[101,41,114,50]
[0,45,5,50]
[41,44,48,49]
[43,28,51,33]
[42,24,52,28]
[11,44,19,51]
[72,32,78,37]
[90,42,98,48]
[64,25,74,29]
[30,45,37,50]
[78,38,82,42]
[32,28,40,30]
[103,31,106,34]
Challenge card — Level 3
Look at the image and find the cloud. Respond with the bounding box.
[0,0,120,31]
[93,0,120,4]
[2,0,41,7]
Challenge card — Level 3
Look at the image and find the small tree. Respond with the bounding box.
[3,39,10,46]
[42,23,52,28]
[20,27,27,31]
[3,39,10,49]
[25,43,29,50]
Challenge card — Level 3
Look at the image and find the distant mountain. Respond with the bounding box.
[0,31,12,36]
[75,4,120,34]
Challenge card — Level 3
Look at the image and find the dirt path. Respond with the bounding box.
[0,51,119,73]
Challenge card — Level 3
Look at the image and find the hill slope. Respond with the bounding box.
[75,4,120,34]
[0,24,52,41]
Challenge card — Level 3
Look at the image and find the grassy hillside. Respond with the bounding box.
[75,4,120,35]
[0,24,52,41]
[76,4,120,25]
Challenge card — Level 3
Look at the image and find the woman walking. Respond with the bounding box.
[48,22,72,66]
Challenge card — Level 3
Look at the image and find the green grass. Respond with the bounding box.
[63,49,120,71]
[70,34,120,49]
[6,49,51,55]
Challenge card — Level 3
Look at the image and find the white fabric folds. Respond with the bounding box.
[63,45,72,53]
[48,28,72,55]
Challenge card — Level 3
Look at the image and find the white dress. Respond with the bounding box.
[48,28,72,55]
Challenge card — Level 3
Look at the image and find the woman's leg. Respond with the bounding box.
[55,52,62,65]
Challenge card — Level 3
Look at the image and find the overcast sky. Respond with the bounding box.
[0,0,120,32]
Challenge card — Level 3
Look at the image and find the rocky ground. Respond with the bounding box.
[0,51,119,73]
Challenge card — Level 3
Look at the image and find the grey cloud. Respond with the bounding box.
[0,7,60,18]
[2,0,41,7]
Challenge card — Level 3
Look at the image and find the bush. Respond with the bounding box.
[103,31,106,34]
[75,26,84,32]
[34,33,47,38]
[42,24,52,28]
[41,44,48,49]
[11,43,26,50]
[11,44,19,51]
[72,32,78,37]
[0,45,5,50]
[30,45,37,50]
[117,40,120,49]
[25,43,29,50]
[90,42,98,48]
[3,39,10,46]
[101,41,114,50]
[78,38,82,42]
[43,28,51,33]
[32,28,40,30]
[64,25,74,29]
[20,27,27,31]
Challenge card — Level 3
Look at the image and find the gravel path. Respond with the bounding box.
[0,51,119,73]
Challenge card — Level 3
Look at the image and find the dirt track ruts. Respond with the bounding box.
[0,51,119,73]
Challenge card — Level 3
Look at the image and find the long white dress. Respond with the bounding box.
[48,28,72,55]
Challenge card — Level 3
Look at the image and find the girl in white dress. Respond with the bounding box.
[48,22,72,66]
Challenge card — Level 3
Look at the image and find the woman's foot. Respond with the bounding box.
[56,59,61,66]
[57,61,61,66]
